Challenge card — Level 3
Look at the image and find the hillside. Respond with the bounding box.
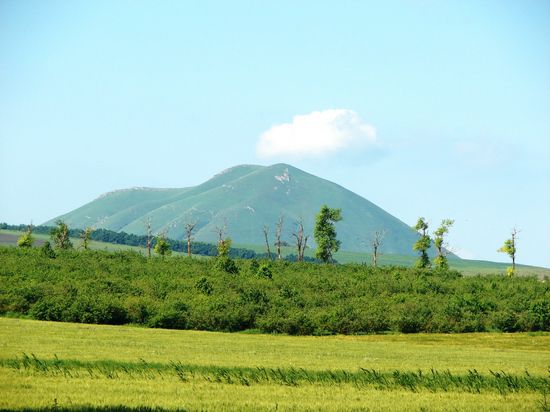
[46,163,433,256]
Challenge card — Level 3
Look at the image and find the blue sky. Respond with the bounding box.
[1,0,549,267]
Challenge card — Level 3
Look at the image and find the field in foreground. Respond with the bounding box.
[1,318,549,411]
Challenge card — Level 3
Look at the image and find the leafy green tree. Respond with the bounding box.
[433,219,454,269]
[17,224,34,248]
[50,220,73,250]
[154,233,171,258]
[498,228,518,276]
[80,227,94,250]
[314,205,342,263]
[413,217,430,268]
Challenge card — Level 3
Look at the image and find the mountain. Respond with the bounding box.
[45,163,429,256]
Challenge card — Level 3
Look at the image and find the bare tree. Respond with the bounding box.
[262,225,273,260]
[275,214,284,260]
[213,218,229,256]
[184,222,197,257]
[371,229,386,268]
[144,218,153,258]
[292,218,309,262]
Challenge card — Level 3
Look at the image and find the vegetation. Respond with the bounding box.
[370,229,385,268]
[153,233,171,258]
[50,220,73,250]
[314,205,342,263]
[17,224,34,248]
[433,219,454,269]
[80,227,93,250]
[0,223,264,260]
[0,318,549,411]
[1,247,548,334]
[413,217,431,268]
[499,227,519,276]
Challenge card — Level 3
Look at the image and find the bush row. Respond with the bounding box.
[0,247,548,334]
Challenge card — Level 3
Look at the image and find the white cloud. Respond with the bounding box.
[256,109,377,159]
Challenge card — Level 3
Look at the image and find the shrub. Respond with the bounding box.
[215,257,239,274]
[257,264,272,279]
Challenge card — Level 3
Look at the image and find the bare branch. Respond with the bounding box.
[262,225,273,260]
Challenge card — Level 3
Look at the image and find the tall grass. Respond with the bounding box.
[4,354,549,395]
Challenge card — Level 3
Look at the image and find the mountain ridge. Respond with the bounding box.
[45,163,433,257]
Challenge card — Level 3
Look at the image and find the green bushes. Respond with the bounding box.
[0,247,549,334]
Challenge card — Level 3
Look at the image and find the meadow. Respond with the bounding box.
[1,317,549,411]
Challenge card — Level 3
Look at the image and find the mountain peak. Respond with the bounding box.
[45,163,422,256]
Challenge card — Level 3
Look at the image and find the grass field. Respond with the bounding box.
[1,318,549,411]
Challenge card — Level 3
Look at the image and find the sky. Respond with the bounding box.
[1,0,549,267]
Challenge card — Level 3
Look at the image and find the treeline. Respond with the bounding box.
[0,223,318,262]
[1,247,548,334]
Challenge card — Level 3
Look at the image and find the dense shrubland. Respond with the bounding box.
[0,247,548,334]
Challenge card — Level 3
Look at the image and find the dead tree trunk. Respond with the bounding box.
[185,222,196,257]
[144,218,152,258]
[263,225,272,260]
[371,229,386,268]
[292,218,308,262]
[275,215,284,260]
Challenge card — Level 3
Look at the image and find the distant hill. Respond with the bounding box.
[45,163,438,257]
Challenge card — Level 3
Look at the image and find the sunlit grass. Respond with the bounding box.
[1,318,550,410]
[2,318,549,375]
[1,368,545,411]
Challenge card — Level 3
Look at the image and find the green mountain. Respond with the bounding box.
[45,163,430,256]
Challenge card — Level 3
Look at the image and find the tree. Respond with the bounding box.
[292,218,309,262]
[184,222,196,257]
[371,229,386,268]
[275,215,284,260]
[314,205,342,263]
[144,218,153,258]
[217,237,232,258]
[262,225,273,260]
[154,233,171,258]
[215,237,238,274]
[17,223,34,248]
[498,228,518,276]
[50,220,73,250]
[433,219,454,269]
[80,227,94,250]
[413,217,430,268]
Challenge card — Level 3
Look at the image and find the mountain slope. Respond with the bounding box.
[45,163,428,256]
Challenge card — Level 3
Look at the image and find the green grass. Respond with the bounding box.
[1,318,549,411]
